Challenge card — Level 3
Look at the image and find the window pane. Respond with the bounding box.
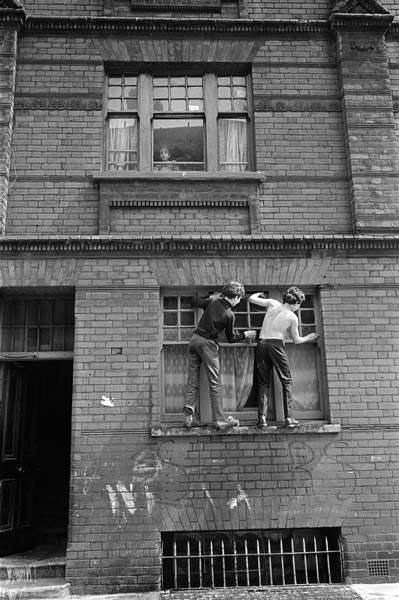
[233,99,248,112]
[164,313,178,327]
[218,99,232,112]
[180,297,193,309]
[163,345,188,413]
[286,344,321,416]
[188,77,202,86]
[170,77,185,86]
[170,100,186,111]
[188,100,203,112]
[164,297,178,310]
[108,86,122,98]
[107,99,122,111]
[218,118,248,172]
[27,328,38,351]
[154,86,168,99]
[39,327,51,351]
[153,118,204,171]
[218,86,231,99]
[181,312,194,326]
[107,118,138,171]
[171,87,185,99]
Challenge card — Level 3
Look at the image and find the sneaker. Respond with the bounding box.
[215,416,240,431]
[285,417,299,428]
[184,413,194,429]
[257,416,277,431]
[257,415,267,429]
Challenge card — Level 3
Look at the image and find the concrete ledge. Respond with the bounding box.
[151,422,341,436]
[92,171,265,182]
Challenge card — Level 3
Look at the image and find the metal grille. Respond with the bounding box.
[368,559,390,577]
[162,529,344,590]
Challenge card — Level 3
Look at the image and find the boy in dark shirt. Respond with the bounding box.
[183,281,256,431]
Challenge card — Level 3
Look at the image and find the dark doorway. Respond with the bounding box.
[0,360,73,556]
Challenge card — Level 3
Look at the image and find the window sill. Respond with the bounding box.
[150,422,341,437]
[92,171,265,183]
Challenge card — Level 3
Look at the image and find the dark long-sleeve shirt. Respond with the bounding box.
[194,297,245,343]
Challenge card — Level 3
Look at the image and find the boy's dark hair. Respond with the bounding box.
[283,286,305,306]
[221,281,245,299]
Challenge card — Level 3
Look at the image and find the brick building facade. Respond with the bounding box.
[0,0,399,595]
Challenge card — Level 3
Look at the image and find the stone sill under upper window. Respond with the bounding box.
[92,171,265,183]
[151,422,341,437]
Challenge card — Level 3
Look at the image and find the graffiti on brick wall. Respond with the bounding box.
[76,437,359,529]
[101,441,190,527]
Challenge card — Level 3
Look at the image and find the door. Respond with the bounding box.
[0,363,36,556]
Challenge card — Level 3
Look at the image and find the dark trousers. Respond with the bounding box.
[255,339,293,420]
[185,333,225,422]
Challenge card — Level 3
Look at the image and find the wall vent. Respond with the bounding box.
[368,559,390,578]
[162,528,344,590]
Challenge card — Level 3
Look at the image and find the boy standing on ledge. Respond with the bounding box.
[249,286,319,429]
[183,281,256,431]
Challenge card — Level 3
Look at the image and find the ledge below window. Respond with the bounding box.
[150,422,341,437]
[92,171,265,183]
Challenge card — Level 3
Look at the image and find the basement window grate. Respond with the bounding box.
[162,528,344,590]
[368,559,390,577]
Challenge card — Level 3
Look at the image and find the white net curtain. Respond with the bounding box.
[107,118,137,170]
[218,118,248,172]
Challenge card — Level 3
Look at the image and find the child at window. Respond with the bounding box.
[183,281,256,431]
[154,146,179,171]
[249,286,319,429]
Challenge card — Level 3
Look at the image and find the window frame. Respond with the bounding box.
[160,287,327,426]
[104,69,254,173]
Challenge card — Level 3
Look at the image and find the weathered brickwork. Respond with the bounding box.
[244,0,331,19]
[2,0,399,594]
[5,181,99,235]
[110,207,250,235]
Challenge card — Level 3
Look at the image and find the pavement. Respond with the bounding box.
[68,584,399,600]
[352,584,399,599]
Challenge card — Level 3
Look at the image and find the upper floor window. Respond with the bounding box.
[105,71,252,173]
[161,289,325,426]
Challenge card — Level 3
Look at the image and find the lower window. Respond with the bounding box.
[162,528,344,589]
[161,288,325,424]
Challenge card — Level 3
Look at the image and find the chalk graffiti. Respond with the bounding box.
[78,437,359,530]
[227,485,251,512]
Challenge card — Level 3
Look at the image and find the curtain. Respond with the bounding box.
[220,346,254,411]
[218,118,248,172]
[163,344,254,413]
[163,345,188,413]
[107,118,137,170]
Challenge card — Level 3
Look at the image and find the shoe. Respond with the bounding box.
[257,415,267,429]
[184,413,194,429]
[215,416,240,431]
[285,417,299,428]
[183,405,195,428]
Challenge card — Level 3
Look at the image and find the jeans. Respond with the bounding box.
[255,339,293,420]
[185,333,225,422]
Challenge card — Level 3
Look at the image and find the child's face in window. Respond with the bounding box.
[160,148,170,161]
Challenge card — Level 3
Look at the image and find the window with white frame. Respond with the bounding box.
[105,71,252,172]
[161,289,324,425]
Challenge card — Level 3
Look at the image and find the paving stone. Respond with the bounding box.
[160,585,362,600]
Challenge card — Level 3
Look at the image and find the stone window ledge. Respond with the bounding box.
[150,422,341,437]
[92,171,265,183]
